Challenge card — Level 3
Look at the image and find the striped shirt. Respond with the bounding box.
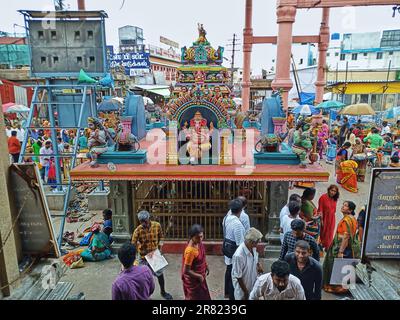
[223,214,245,265]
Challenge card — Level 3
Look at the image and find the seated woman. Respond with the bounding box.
[323,201,359,294]
[335,142,351,184]
[339,160,358,193]
[102,209,113,243]
[81,223,112,262]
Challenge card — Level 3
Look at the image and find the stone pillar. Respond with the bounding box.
[0,94,20,297]
[271,4,297,111]
[110,181,133,251]
[264,181,289,259]
[241,0,253,112]
[220,129,233,165]
[166,121,178,165]
[315,8,330,104]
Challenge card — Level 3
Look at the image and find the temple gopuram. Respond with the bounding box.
[71,25,329,255]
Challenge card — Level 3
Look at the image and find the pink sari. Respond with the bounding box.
[181,242,211,300]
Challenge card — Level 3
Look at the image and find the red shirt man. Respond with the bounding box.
[8,131,21,163]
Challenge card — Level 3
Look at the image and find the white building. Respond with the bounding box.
[326,30,400,71]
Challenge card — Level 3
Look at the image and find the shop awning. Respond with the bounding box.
[146,88,171,98]
[331,82,400,94]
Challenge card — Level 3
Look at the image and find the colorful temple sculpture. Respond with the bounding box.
[166,24,237,165]
[71,25,329,255]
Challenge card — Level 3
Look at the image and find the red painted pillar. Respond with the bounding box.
[271,4,297,111]
[315,8,330,104]
[241,0,253,112]
[77,0,86,10]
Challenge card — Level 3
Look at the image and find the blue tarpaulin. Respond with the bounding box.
[299,92,315,105]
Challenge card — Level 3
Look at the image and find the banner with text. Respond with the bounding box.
[363,168,400,259]
[109,52,150,76]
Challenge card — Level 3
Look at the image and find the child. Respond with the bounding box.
[102,209,113,243]
[326,134,337,164]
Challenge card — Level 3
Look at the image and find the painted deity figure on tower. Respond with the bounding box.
[292,120,313,168]
[87,117,110,168]
[186,111,211,164]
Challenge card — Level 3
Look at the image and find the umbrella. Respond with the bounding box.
[316,100,345,110]
[339,103,375,116]
[111,97,124,104]
[6,104,30,113]
[292,104,319,115]
[2,102,15,113]
[233,97,242,106]
[142,97,154,106]
[97,99,122,112]
[383,106,400,119]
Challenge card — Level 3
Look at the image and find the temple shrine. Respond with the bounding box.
[70,25,329,254]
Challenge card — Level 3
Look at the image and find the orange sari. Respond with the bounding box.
[340,160,358,193]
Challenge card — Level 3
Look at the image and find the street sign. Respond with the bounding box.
[109,52,150,76]
[362,168,400,259]
[160,36,179,49]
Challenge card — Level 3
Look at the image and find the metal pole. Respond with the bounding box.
[18,87,38,163]
[46,81,63,192]
[57,85,88,249]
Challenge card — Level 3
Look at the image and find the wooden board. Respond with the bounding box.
[362,168,400,259]
[9,164,59,258]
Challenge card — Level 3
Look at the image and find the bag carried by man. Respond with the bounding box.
[222,216,238,258]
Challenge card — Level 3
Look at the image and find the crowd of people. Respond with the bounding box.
[313,116,400,193]
[104,191,366,300]
[6,120,89,183]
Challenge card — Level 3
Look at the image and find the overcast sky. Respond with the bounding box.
[1,0,399,74]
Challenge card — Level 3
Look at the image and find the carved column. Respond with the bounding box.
[265,181,289,258]
[166,121,178,165]
[241,0,253,112]
[315,8,330,104]
[220,129,232,165]
[110,181,133,251]
[272,4,297,111]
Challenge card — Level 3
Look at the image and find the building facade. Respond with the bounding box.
[326,30,400,112]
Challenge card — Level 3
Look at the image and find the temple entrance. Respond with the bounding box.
[131,180,269,240]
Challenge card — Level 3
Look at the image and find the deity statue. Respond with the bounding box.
[185,111,211,164]
[292,121,313,168]
[87,117,112,168]
[196,23,208,45]
[195,70,206,84]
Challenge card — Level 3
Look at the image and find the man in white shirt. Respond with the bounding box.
[249,260,305,300]
[227,196,250,231]
[279,194,301,242]
[39,140,53,181]
[231,228,264,300]
[381,121,391,136]
[223,199,245,300]
[280,201,301,243]
[16,124,25,143]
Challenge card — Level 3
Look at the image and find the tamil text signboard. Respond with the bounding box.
[363,168,400,259]
[9,164,59,258]
[109,52,150,76]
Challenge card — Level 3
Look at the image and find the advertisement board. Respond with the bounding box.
[109,52,150,76]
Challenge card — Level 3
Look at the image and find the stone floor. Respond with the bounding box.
[49,160,370,300]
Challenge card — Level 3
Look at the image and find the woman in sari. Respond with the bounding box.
[81,223,112,262]
[323,201,359,294]
[300,188,320,242]
[336,142,351,184]
[317,120,329,159]
[182,224,211,300]
[340,160,358,193]
[317,185,339,251]
[351,138,367,182]
[326,134,337,164]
